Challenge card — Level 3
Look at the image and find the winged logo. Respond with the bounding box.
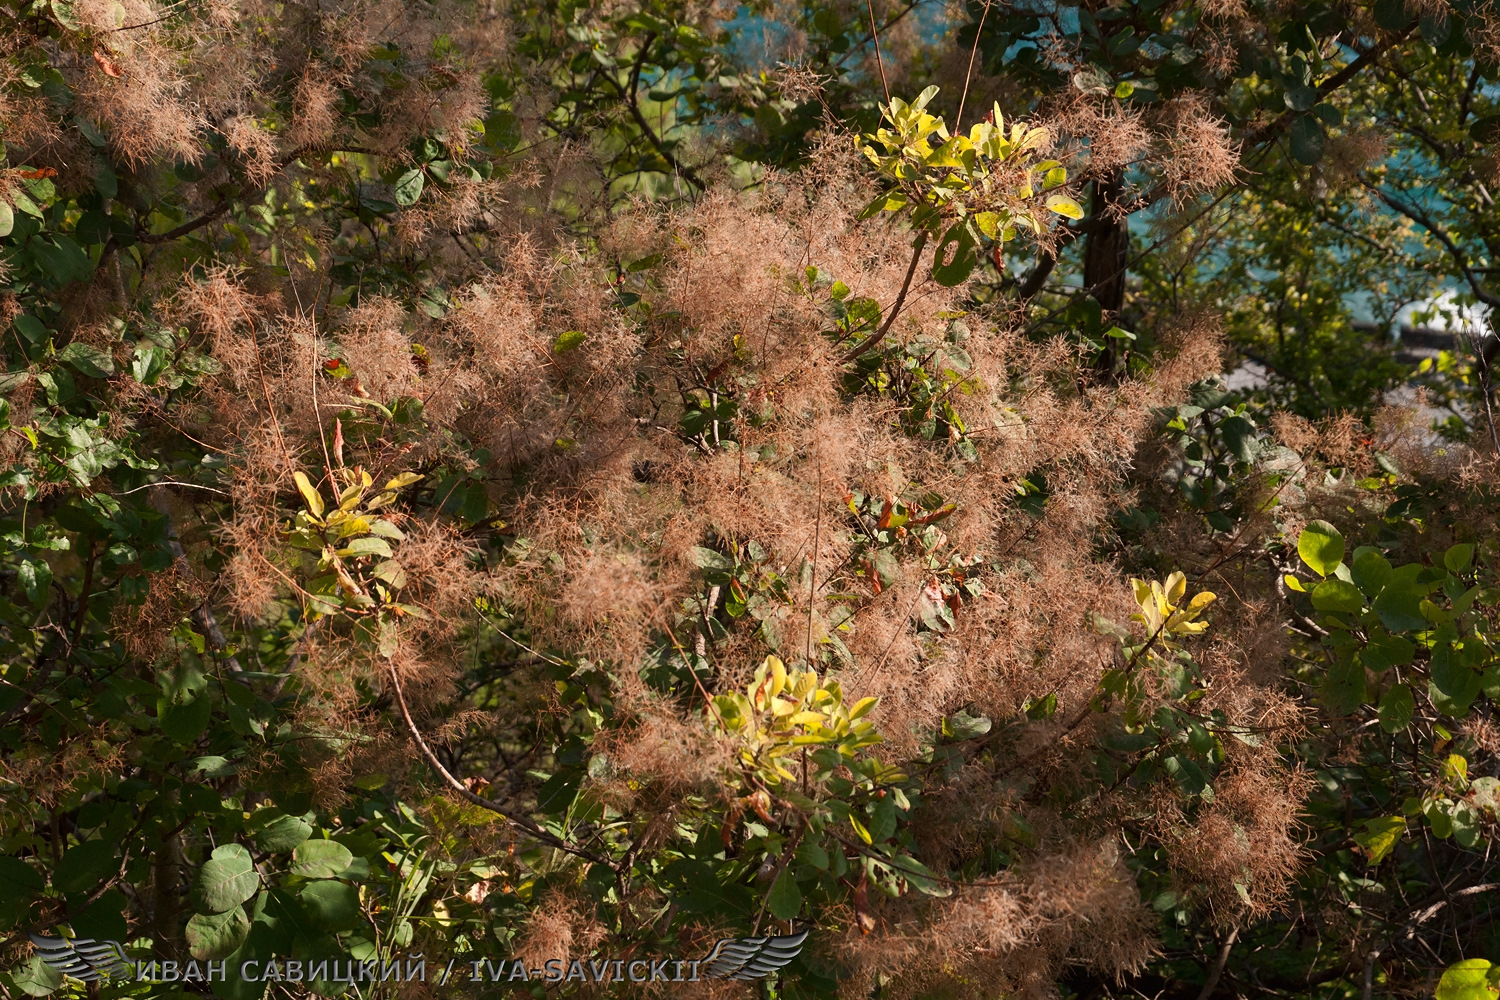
[28,933,133,982]
[697,930,808,980]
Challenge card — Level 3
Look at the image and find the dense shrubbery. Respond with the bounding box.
[5,0,1500,998]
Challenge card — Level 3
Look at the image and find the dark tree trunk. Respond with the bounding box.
[1082,170,1130,375]
[152,832,181,959]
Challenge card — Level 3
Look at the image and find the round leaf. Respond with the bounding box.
[1436,959,1498,1000]
[1298,520,1344,577]
[195,845,260,912]
[1445,543,1475,573]
[1311,578,1363,613]
[54,839,115,896]
[290,839,353,878]
[158,693,212,744]
[12,955,63,997]
[1351,546,1392,595]
[299,879,361,930]
[393,169,425,207]
[248,810,312,853]
[187,905,251,959]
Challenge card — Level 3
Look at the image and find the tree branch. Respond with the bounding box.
[385,660,612,866]
[1195,926,1238,1000]
[616,33,706,192]
[840,232,929,362]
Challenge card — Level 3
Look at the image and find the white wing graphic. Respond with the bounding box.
[29,934,133,982]
[699,930,808,980]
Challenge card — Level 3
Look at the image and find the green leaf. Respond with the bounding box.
[51,0,79,29]
[1311,578,1363,613]
[290,840,354,879]
[1372,570,1427,632]
[1219,415,1258,462]
[1445,543,1475,573]
[930,224,976,287]
[0,201,12,239]
[688,546,734,572]
[13,314,47,345]
[766,869,802,921]
[1353,816,1404,865]
[12,955,63,996]
[158,692,211,743]
[31,236,95,285]
[1321,653,1365,715]
[1431,643,1483,716]
[248,810,313,853]
[0,856,42,928]
[553,330,587,353]
[17,558,52,603]
[1473,115,1500,144]
[1363,631,1414,672]
[299,879,362,930]
[1298,520,1344,577]
[54,839,115,895]
[57,342,115,378]
[70,889,126,941]
[1351,546,1392,595]
[1435,960,1499,1000]
[194,844,260,912]
[1289,115,1325,165]
[336,536,393,559]
[187,905,251,960]
[1311,102,1343,126]
[393,169,425,206]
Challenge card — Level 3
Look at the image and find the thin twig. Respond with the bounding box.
[806,449,822,665]
[385,660,610,865]
[867,0,891,106]
[112,481,229,497]
[954,0,992,133]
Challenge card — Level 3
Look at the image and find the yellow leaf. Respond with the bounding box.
[1284,574,1307,593]
[293,471,325,518]
[790,672,816,699]
[768,654,787,698]
[1045,194,1084,220]
[1165,571,1187,606]
[383,472,424,492]
[1131,578,1152,609]
[850,815,873,845]
[1187,591,1216,612]
[1353,815,1405,865]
